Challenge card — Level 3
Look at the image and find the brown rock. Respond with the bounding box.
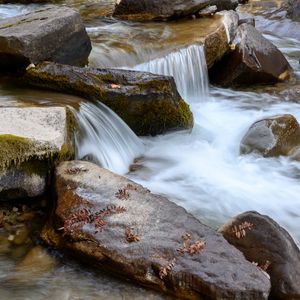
[240,114,300,158]
[209,23,291,86]
[219,211,300,300]
[41,161,270,300]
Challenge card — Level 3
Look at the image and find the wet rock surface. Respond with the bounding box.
[0,5,91,73]
[113,0,238,21]
[41,160,271,300]
[0,107,74,200]
[24,62,193,136]
[286,0,300,21]
[240,114,300,158]
[219,211,300,300]
[209,23,291,86]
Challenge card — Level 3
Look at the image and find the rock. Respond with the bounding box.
[204,16,231,69]
[219,211,300,300]
[23,62,193,136]
[240,114,300,158]
[218,10,239,43]
[0,107,75,200]
[113,0,238,21]
[41,160,271,299]
[0,5,91,73]
[209,23,291,86]
[12,246,56,282]
[12,226,29,246]
[287,0,300,22]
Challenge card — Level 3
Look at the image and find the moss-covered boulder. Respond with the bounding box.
[240,114,300,158]
[0,107,74,200]
[23,62,193,136]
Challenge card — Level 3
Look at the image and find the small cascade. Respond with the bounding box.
[134,45,209,101]
[71,101,144,175]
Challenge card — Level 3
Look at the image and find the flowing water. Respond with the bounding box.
[72,101,143,174]
[1,1,300,299]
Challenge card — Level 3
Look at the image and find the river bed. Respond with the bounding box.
[1,1,300,299]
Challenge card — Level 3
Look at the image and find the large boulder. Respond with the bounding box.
[113,0,238,21]
[240,114,300,158]
[209,23,291,86]
[0,107,74,200]
[41,160,271,300]
[23,62,193,136]
[0,6,91,73]
[219,211,300,300]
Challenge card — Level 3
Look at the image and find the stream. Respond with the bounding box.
[1,1,300,299]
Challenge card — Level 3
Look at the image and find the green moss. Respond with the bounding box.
[136,79,172,93]
[0,134,36,169]
[178,98,194,128]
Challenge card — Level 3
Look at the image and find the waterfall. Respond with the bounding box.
[71,101,144,175]
[134,45,209,101]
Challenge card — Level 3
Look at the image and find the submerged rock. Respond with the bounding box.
[113,0,238,21]
[240,114,300,158]
[219,211,300,300]
[12,246,56,283]
[0,5,91,73]
[209,23,291,86]
[0,107,74,200]
[42,160,270,299]
[24,62,193,136]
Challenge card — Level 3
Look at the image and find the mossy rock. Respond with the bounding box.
[24,62,194,136]
[0,107,75,200]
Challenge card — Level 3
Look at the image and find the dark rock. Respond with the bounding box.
[0,5,91,73]
[219,211,300,300]
[113,0,238,21]
[41,160,271,300]
[23,62,193,136]
[209,23,291,86]
[287,0,300,22]
[240,114,300,158]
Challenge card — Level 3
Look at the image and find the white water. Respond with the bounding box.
[72,101,144,174]
[128,40,300,244]
[135,45,209,101]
